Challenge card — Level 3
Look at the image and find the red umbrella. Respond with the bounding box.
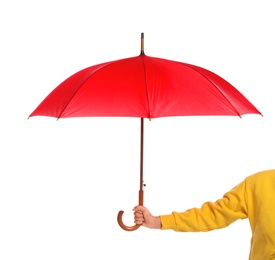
[29,33,261,231]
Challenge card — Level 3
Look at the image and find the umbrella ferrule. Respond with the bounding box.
[140,32,145,55]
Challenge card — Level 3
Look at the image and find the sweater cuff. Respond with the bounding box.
[160,214,176,230]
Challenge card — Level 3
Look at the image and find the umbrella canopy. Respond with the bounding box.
[29,52,260,119]
[29,33,261,231]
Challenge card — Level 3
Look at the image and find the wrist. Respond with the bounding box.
[154,216,161,229]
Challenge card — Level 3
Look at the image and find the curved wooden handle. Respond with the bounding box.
[117,210,141,231]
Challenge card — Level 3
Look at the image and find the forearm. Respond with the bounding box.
[160,192,248,232]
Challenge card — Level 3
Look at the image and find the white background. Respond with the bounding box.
[1,1,275,259]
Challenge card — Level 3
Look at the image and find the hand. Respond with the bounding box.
[133,205,162,229]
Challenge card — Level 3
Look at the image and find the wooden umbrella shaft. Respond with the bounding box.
[139,33,145,204]
[117,117,144,231]
[117,34,145,231]
[139,117,144,205]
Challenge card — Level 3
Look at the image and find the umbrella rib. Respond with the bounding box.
[141,55,151,119]
[57,61,117,118]
[181,63,242,117]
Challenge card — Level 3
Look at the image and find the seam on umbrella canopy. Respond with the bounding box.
[180,62,242,117]
[59,56,152,118]
[56,60,120,119]
[141,56,248,117]
[30,56,153,119]
[30,60,116,119]
[140,54,151,119]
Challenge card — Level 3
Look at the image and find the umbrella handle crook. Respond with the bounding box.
[117,210,141,231]
[117,190,144,231]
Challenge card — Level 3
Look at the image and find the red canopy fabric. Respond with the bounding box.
[29,54,261,119]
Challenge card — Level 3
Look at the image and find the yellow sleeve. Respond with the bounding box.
[160,180,248,232]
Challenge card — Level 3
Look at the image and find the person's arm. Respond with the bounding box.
[162,180,248,232]
[133,179,248,232]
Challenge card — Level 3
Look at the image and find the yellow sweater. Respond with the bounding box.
[160,170,275,260]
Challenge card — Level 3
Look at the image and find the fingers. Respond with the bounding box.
[134,213,144,225]
[133,207,145,225]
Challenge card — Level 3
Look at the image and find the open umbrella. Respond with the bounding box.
[29,33,262,231]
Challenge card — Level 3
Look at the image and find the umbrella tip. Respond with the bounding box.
[140,32,145,55]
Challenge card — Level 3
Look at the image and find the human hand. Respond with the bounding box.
[133,205,161,229]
